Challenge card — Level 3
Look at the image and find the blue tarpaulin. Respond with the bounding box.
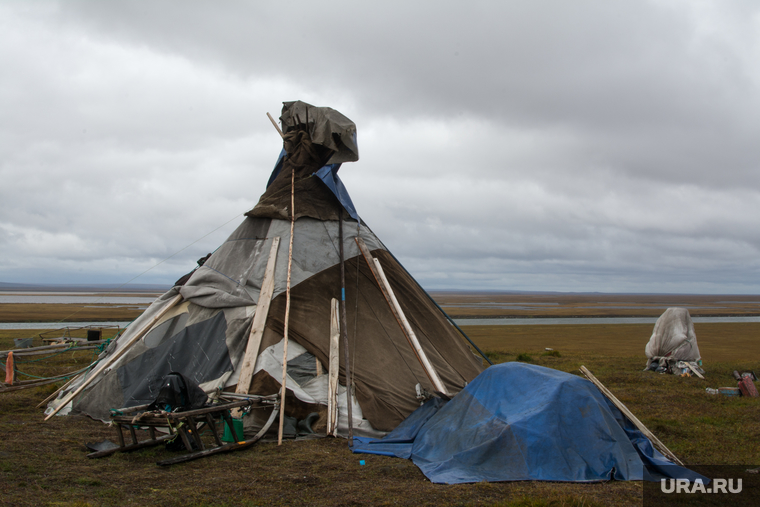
[353,363,705,484]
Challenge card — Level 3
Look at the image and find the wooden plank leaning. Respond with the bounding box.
[579,365,684,466]
[327,297,340,436]
[44,294,183,421]
[231,236,281,418]
[354,237,447,395]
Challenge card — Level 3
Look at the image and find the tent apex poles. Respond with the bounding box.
[267,112,284,138]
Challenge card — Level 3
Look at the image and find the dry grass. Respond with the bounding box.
[1,294,759,506]
[0,303,144,323]
[433,292,760,318]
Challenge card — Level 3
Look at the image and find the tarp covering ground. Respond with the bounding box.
[353,362,706,484]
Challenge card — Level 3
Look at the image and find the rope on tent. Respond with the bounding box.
[339,208,353,444]
[351,222,360,391]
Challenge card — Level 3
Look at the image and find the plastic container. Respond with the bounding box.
[705,388,719,395]
[718,387,741,397]
[222,417,244,443]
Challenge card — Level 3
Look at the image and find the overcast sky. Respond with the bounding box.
[1,1,759,293]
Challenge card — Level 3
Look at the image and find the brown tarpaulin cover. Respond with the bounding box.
[264,250,484,432]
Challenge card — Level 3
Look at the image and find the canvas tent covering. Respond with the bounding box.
[47,101,484,436]
[644,308,702,374]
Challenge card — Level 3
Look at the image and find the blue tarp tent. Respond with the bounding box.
[353,363,704,484]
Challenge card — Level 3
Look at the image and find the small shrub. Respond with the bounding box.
[516,353,534,363]
[542,350,561,358]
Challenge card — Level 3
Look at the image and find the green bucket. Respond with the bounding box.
[222,417,244,443]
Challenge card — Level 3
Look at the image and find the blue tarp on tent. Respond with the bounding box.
[353,363,705,484]
[266,149,360,221]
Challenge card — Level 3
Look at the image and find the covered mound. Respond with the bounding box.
[645,307,702,374]
[354,363,703,484]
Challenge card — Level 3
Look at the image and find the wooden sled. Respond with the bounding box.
[87,394,279,466]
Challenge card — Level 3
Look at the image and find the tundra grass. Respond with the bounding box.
[2,319,759,506]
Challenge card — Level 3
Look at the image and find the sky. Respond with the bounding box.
[1,1,760,294]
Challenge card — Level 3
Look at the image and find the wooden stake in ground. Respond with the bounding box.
[44,294,183,420]
[277,163,296,446]
[579,365,684,466]
[327,298,340,436]
[231,237,280,418]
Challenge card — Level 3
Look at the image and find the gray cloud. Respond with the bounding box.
[1,1,759,293]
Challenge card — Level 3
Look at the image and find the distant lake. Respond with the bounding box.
[454,317,760,326]
[0,322,133,330]
[0,293,156,305]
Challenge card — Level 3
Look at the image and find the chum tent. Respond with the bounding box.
[46,101,485,437]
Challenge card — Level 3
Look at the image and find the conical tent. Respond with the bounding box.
[47,101,485,436]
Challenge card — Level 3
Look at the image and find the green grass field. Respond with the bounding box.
[1,304,759,506]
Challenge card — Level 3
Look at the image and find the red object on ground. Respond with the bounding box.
[738,376,759,397]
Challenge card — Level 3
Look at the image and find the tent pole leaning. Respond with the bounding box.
[354,237,447,395]
[231,236,280,418]
[339,209,353,443]
[372,257,447,395]
[36,374,80,408]
[278,163,296,445]
[580,365,684,466]
[44,294,183,421]
[384,250,492,365]
[266,112,284,138]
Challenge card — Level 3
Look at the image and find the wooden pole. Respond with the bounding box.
[579,365,684,466]
[355,237,447,395]
[37,375,79,408]
[267,112,284,138]
[44,294,183,420]
[339,209,353,443]
[327,298,340,436]
[231,237,281,418]
[277,163,296,445]
[372,258,447,395]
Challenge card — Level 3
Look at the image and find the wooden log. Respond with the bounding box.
[1,343,73,358]
[0,377,66,393]
[5,345,101,359]
[327,298,340,436]
[231,237,281,418]
[579,365,684,466]
[354,237,447,395]
[44,294,183,421]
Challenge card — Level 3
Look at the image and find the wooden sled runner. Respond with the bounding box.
[87,394,279,466]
